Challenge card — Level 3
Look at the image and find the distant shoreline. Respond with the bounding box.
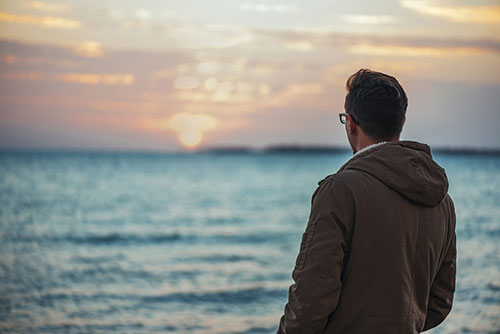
[199,145,500,156]
[1,144,500,155]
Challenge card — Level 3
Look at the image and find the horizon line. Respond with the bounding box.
[1,143,500,155]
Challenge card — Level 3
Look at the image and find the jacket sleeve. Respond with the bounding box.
[277,178,354,334]
[423,201,457,331]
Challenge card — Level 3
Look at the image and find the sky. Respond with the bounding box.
[0,0,499,151]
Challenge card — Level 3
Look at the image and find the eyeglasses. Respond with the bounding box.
[339,113,360,125]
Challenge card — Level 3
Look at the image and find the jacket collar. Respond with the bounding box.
[317,140,433,185]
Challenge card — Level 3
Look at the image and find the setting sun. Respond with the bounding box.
[178,130,202,148]
[166,112,218,149]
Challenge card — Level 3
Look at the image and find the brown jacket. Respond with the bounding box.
[278,140,456,334]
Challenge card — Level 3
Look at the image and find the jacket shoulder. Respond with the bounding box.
[313,170,363,209]
[318,169,363,187]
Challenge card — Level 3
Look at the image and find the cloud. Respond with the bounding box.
[134,9,152,20]
[23,1,70,14]
[150,68,173,81]
[172,79,258,105]
[347,44,488,57]
[283,40,316,51]
[255,28,500,56]
[174,75,200,89]
[3,54,17,64]
[170,24,254,49]
[0,11,81,29]
[2,70,134,86]
[0,38,191,78]
[342,14,398,25]
[281,83,323,96]
[239,3,296,13]
[73,41,104,58]
[402,0,500,24]
[59,73,134,85]
[265,82,326,109]
[197,62,221,75]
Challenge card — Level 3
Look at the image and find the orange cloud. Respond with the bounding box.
[284,41,316,51]
[1,71,49,81]
[170,24,253,49]
[402,1,500,24]
[0,11,81,29]
[254,28,500,56]
[267,82,326,108]
[348,43,487,57]
[59,73,134,85]
[239,3,296,13]
[23,1,70,14]
[174,75,200,89]
[3,54,18,64]
[288,83,323,95]
[2,71,134,86]
[74,41,104,58]
[342,14,398,25]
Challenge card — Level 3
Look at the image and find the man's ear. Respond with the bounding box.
[347,114,357,135]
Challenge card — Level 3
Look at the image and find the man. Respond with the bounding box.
[277,69,456,333]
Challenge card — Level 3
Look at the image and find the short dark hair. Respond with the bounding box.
[344,69,408,141]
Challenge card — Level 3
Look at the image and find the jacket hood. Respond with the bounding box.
[338,140,449,207]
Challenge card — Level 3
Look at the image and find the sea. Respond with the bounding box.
[0,150,499,334]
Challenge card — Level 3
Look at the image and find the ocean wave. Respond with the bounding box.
[182,254,256,263]
[487,281,500,291]
[3,231,286,245]
[233,326,278,334]
[140,287,287,304]
[7,286,287,307]
[58,266,158,283]
[4,232,183,245]
[71,254,126,264]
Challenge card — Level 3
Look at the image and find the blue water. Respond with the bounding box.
[0,151,499,334]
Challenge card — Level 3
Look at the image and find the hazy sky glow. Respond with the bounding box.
[0,0,499,150]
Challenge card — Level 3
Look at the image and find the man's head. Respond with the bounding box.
[343,69,408,151]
